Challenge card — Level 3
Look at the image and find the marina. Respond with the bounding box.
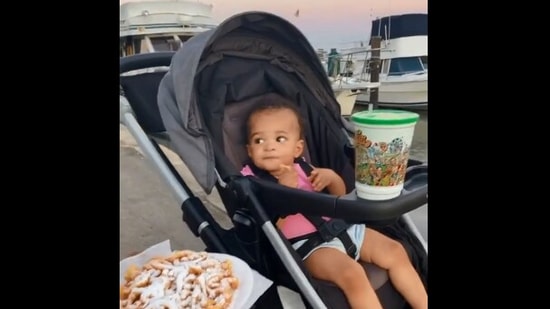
[119,3,428,308]
[319,13,428,111]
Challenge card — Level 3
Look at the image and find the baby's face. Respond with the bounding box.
[246,108,304,174]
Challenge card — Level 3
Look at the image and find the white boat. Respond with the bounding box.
[330,14,428,110]
[120,0,218,57]
[319,49,380,116]
[330,76,380,116]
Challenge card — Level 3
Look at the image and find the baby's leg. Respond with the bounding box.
[359,228,427,309]
[304,247,383,309]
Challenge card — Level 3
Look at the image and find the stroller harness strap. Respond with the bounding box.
[244,157,357,259]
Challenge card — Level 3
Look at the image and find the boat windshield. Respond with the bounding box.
[389,57,425,75]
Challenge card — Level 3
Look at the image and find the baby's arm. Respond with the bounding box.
[308,167,346,196]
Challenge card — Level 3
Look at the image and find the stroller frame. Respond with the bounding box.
[120,51,427,309]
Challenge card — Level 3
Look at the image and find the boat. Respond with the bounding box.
[119,2,372,115]
[357,13,427,109]
[120,0,218,57]
[330,75,380,116]
[325,13,428,110]
[319,48,380,116]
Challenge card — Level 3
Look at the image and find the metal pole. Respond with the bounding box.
[369,36,381,109]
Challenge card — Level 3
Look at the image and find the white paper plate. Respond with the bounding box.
[207,253,254,309]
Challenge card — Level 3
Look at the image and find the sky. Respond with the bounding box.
[120,0,427,50]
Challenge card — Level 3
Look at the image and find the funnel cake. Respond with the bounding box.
[120,250,240,309]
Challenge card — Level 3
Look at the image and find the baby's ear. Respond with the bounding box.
[294,139,304,157]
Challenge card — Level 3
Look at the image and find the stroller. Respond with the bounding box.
[119,11,428,309]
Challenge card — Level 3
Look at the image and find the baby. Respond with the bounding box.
[240,96,427,309]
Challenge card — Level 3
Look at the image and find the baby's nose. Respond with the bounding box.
[263,140,276,150]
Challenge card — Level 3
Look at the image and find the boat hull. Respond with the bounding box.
[356,77,427,109]
[333,89,362,116]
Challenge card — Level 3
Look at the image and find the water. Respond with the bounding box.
[410,110,428,162]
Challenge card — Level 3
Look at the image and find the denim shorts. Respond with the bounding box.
[291,224,366,261]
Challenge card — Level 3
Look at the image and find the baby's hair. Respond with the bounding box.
[245,95,305,140]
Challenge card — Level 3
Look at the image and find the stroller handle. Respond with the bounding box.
[248,164,428,225]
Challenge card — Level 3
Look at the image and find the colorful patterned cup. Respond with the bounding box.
[351,110,419,200]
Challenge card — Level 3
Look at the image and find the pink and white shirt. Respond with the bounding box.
[240,163,331,240]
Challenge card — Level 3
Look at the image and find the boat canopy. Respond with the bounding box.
[370,13,427,41]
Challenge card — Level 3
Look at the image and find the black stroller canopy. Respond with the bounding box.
[158,11,343,193]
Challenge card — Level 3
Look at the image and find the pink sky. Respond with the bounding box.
[121,0,427,49]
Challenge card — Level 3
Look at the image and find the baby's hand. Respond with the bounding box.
[276,164,299,188]
[308,168,338,192]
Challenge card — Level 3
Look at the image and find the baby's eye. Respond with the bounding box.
[253,137,264,144]
[276,136,288,143]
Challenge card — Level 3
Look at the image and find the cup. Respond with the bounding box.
[351,109,419,200]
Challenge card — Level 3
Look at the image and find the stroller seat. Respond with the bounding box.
[220,91,407,308]
[121,11,427,309]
